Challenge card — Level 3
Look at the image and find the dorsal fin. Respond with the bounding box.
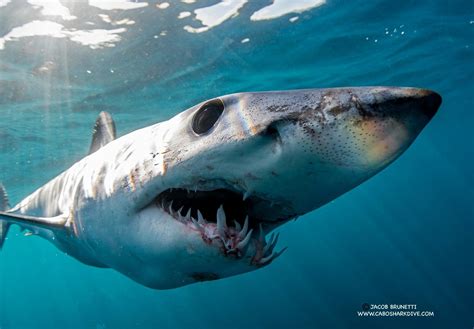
[89,111,116,154]
[0,184,10,249]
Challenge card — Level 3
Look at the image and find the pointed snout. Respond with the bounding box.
[368,87,441,122]
[327,87,442,169]
[416,89,442,119]
[248,86,442,169]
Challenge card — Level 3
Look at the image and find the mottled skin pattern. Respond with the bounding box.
[3,87,440,289]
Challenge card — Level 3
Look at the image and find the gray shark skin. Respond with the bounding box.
[0,87,441,289]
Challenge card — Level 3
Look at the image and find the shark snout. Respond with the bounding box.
[369,87,441,123]
[231,87,441,172]
[328,87,441,169]
[238,87,442,203]
[242,87,441,138]
[416,89,442,119]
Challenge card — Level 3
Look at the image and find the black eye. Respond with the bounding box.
[192,99,224,135]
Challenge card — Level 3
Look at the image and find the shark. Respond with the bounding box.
[0,87,441,289]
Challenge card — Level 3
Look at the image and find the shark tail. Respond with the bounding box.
[0,183,10,249]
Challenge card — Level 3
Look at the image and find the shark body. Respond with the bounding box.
[0,87,441,289]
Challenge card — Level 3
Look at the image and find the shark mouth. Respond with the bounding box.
[155,188,288,266]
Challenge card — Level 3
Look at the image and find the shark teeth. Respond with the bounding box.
[259,247,288,266]
[236,228,253,250]
[197,210,206,225]
[262,233,279,256]
[216,205,227,237]
[238,216,249,240]
[234,220,241,232]
[185,208,192,221]
[159,200,285,266]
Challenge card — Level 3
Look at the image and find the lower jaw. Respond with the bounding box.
[160,203,287,267]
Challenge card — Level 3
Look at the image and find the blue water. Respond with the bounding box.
[0,1,473,328]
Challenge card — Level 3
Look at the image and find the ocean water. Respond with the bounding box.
[0,0,473,328]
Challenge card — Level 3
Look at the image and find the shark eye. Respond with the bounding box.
[192,99,224,135]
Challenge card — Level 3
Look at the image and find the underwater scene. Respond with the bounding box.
[0,0,473,328]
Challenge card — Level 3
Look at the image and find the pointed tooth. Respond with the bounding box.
[236,229,253,250]
[177,206,184,220]
[263,233,279,256]
[260,253,274,265]
[260,247,287,265]
[263,233,275,254]
[185,208,191,221]
[216,205,227,236]
[268,233,275,245]
[168,200,174,214]
[238,216,249,239]
[191,218,202,231]
[243,191,250,201]
[197,210,206,225]
[233,220,241,232]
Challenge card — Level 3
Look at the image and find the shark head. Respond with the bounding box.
[118,87,440,289]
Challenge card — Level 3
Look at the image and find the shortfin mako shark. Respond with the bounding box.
[0,87,441,289]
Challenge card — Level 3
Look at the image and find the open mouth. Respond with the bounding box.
[155,188,289,266]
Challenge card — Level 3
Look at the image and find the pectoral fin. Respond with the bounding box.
[0,211,67,230]
[0,221,8,249]
[0,185,68,250]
